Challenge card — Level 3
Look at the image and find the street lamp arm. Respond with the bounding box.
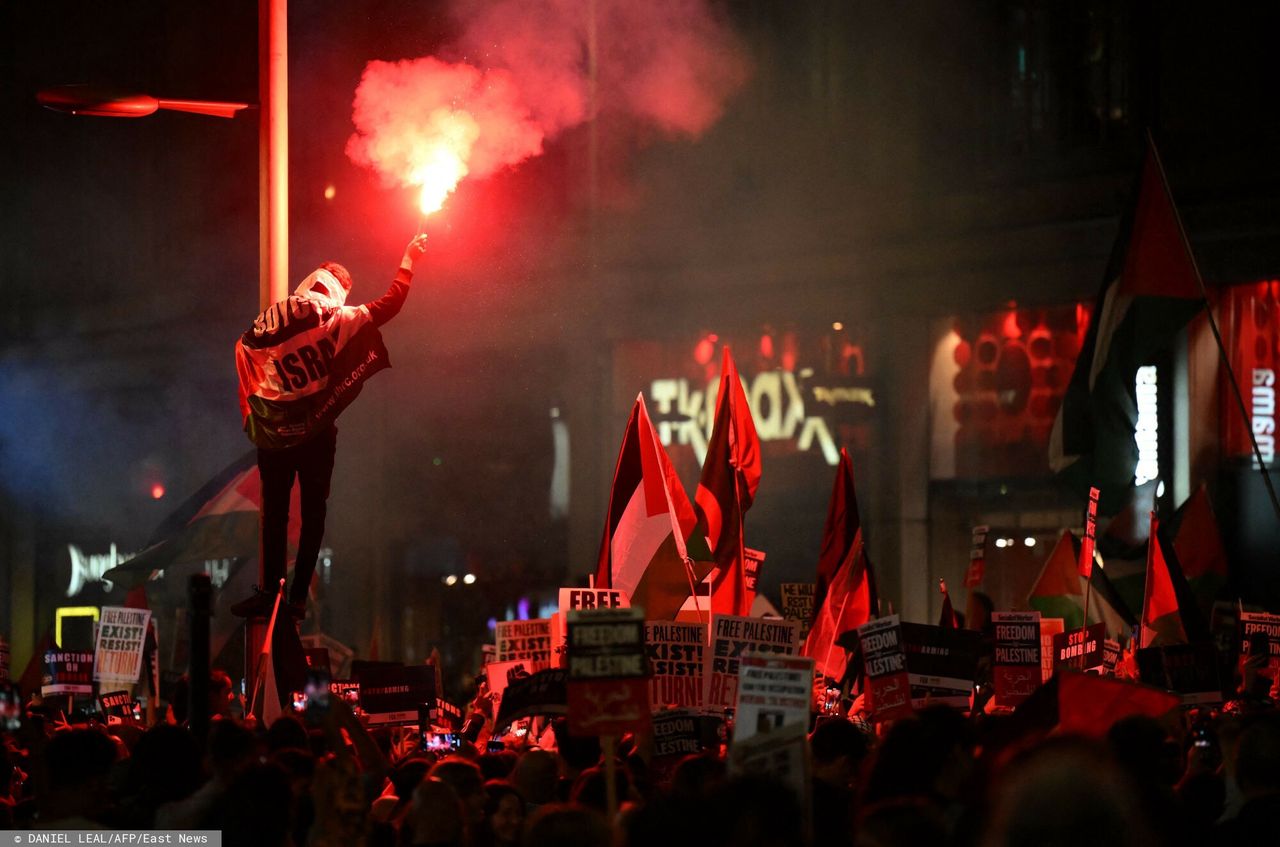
[37,85,252,119]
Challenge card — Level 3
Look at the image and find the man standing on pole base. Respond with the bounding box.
[231,234,430,619]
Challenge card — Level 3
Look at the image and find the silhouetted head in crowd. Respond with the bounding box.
[1106,715,1182,789]
[812,717,872,789]
[523,803,612,847]
[510,748,560,806]
[706,775,806,847]
[478,749,518,781]
[569,762,632,814]
[982,737,1150,847]
[43,728,118,825]
[266,714,310,753]
[670,752,727,802]
[206,717,257,784]
[551,719,602,774]
[1236,713,1280,798]
[124,724,202,812]
[862,706,975,807]
[479,779,524,847]
[856,797,947,847]
[218,762,294,847]
[430,756,486,825]
[406,777,466,847]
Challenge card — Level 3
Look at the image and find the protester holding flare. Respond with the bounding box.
[231,234,430,619]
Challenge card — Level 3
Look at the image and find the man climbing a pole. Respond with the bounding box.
[231,234,430,619]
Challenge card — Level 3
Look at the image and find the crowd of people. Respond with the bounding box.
[3,663,1280,847]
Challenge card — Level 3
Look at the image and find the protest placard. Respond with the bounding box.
[1052,623,1107,672]
[744,548,766,596]
[704,615,801,710]
[494,668,568,729]
[645,621,705,709]
[485,660,534,701]
[857,615,912,722]
[567,607,650,736]
[353,662,436,726]
[93,606,151,684]
[1103,640,1121,676]
[900,623,982,709]
[555,588,630,669]
[495,619,554,668]
[1136,643,1224,705]
[734,653,814,742]
[1039,618,1065,682]
[303,647,331,672]
[328,679,361,709]
[1239,611,1280,679]
[651,708,725,761]
[42,650,95,696]
[98,690,139,724]
[779,583,816,640]
[992,611,1042,706]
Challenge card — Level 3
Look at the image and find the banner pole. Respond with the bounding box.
[1147,131,1280,523]
[603,734,619,821]
[247,579,286,719]
[820,586,855,685]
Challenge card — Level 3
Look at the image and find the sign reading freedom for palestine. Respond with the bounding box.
[992,611,1042,707]
[566,607,650,736]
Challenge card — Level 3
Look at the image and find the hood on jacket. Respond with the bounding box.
[295,267,348,308]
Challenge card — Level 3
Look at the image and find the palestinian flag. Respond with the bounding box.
[802,448,877,682]
[1028,531,1136,636]
[1140,513,1189,648]
[694,346,762,617]
[1050,138,1204,513]
[594,395,704,621]
[103,451,300,588]
[1170,484,1230,620]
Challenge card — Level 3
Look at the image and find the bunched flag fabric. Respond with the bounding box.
[1028,531,1135,636]
[1050,139,1204,513]
[594,395,702,621]
[694,346,762,617]
[802,448,877,682]
[1140,512,1188,648]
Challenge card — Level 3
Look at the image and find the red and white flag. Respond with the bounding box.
[1140,513,1189,649]
[594,395,701,620]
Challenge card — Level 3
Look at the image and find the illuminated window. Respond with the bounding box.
[1134,366,1159,485]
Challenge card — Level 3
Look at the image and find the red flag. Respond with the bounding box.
[694,347,761,616]
[939,579,959,629]
[1078,487,1100,578]
[1171,484,1229,620]
[594,395,700,620]
[1140,513,1188,649]
[801,448,877,682]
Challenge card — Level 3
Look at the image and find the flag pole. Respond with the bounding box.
[1147,131,1280,523]
[680,556,707,632]
[820,582,855,685]
[248,578,286,719]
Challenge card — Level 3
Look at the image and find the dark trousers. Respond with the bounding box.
[258,426,337,603]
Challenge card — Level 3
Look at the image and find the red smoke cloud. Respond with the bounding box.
[346,0,749,211]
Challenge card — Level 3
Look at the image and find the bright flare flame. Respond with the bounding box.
[411,109,476,216]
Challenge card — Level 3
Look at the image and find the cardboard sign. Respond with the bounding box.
[353,662,436,726]
[779,583,816,640]
[734,654,814,742]
[328,679,361,709]
[93,606,151,684]
[1039,618,1065,682]
[645,621,705,709]
[900,623,982,709]
[1136,643,1225,705]
[303,648,331,671]
[485,660,534,700]
[559,588,631,613]
[1102,640,1121,676]
[494,668,568,729]
[1239,612,1280,679]
[42,650,95,696]
[857,616,912,722]
[495,619,554,668]
[98,690,138,724]
[1052,623,1107,672]
[992,612,1042,706]
[429,698,465,730]
[744,548,766,595]
[704,615,801,710]
[566,608,650,736]
[965,525,988,588]
[651,708,725,761]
